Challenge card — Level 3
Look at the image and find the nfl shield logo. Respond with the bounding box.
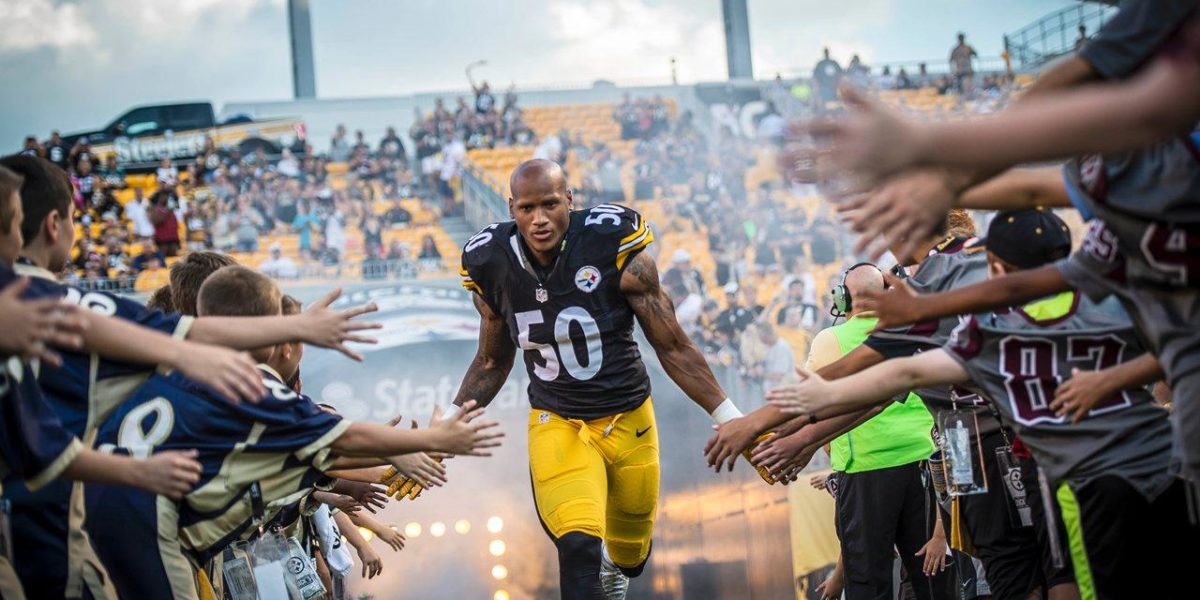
[575,266,602,293]
[535,286,549,303]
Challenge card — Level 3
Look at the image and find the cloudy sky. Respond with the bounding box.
[1,0,1078,149]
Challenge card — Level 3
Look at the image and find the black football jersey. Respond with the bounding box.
[461,204,655,419]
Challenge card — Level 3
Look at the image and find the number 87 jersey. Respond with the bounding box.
[460,204,655,420]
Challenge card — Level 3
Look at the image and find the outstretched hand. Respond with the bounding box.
[765,366,828,417]
[301,288,383,361]
[430,401,504,456]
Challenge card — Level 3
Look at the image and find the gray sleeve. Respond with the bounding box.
[1055,252,1118,302]
[1079,0,1199,79]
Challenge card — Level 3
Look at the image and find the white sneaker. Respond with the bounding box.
[599,542,629,600]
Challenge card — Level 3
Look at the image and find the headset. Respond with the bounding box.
[829,262,881,319]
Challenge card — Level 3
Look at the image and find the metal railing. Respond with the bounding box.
[461,164,510,231]
[69,257,453,294]
[1004,3,1116,69]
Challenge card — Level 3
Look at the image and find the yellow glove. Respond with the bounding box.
[743,432,778,485]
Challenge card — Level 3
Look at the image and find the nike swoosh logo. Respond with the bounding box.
[635,426,652,438]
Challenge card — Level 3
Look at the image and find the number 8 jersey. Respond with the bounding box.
[943,291,1173,494]
[460,204,655,420]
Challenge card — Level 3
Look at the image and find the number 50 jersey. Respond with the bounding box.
[460,204,655,420]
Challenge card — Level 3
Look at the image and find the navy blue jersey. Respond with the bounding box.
[461,205,654,419]
[0,265,81,492]
[95,365,348,562]
[13,259,193,437]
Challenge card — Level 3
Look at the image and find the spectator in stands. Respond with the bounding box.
[362,214,384,258]
[1075,24,1088,51]
[184,198,212,250]
[665,249,707,298]
[878,65,897,90]
[669,280,703,335]
[149,190,181,257]
[772,278,819,330]
[896,67,914,89]
[291,200,320,260]
[45,130,69,169]
[276,148,301,178]
[615,93,639,140]
[352,130,370,157]
[413,120,442,192]
[950,32,978,93]
[20,136,41,157]
[756,103,786,145]
[418,234,441,271]
[715,282,755,341]
[755,323,795,392]
[467,66,496,114]
[130,240,166,273]
[330,124,352,162]
[385,240,418,279]
[916,62,932,88]
[323,208,346,265]
[439,133,466,214]
[156,158,178,187]
[597,152,625,204]
[125,187,155,239]
[847,54,870,86]
[259,243,299,280]
[533,130,564,163]
[99,155,126,189]
[69,138,94,172]
[384,198,412,227]
[379,127,407,163]
[813,48,843,106]
[72,159,99,211]
[233,198,264,253]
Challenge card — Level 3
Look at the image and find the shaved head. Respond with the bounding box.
[509,158,567,199]
[844,263,884,299]
[508,159,573,261]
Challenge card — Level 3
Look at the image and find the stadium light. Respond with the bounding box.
[430,522,446,538]
[494,591,509,600]
[492,565,508,580]
[357,527,374,543]
[487,516,504,534]
[405,522,422,538]
[455,519,471,535]
[489,539,506,557]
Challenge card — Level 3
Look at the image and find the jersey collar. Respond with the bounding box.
[14,257,57,282]
[1015,291,1079,325]
[256,363,285,383]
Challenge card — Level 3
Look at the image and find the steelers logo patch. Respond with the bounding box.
[575,266,602,293]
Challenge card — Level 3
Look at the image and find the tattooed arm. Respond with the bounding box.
[621,252,725,413]
[451,294,517,409]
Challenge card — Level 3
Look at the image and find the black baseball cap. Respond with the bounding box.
[983,208,1072,269]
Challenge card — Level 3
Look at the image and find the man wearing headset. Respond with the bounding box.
[807,262,950,600]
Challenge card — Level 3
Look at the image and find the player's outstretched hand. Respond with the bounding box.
[430,401,504,456]
[389,452,447,489]
[342,481,389,513]
[704,415,759,473]
[836,169,958,261]
[175,343,265,404]
[300,288,383,362]
[376,525,405,552]
[749,430,819,484]
[856,272,924,330]
[136,450,202,500]
[806,83,925,186]
[765,366,829,417]
[808,473,828,491]
[1051,367,1113,423]
[0,278,88,367]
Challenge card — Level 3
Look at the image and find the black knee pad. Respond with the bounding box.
[617,541,652,578]
[555,532,604,600]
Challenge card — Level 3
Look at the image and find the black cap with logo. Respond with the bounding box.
[983,208,1072,269]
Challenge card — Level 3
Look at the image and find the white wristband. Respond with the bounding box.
[709,398,743,425]
[440,404,462,421]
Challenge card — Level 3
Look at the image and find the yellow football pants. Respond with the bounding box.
[527,397,660,569]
